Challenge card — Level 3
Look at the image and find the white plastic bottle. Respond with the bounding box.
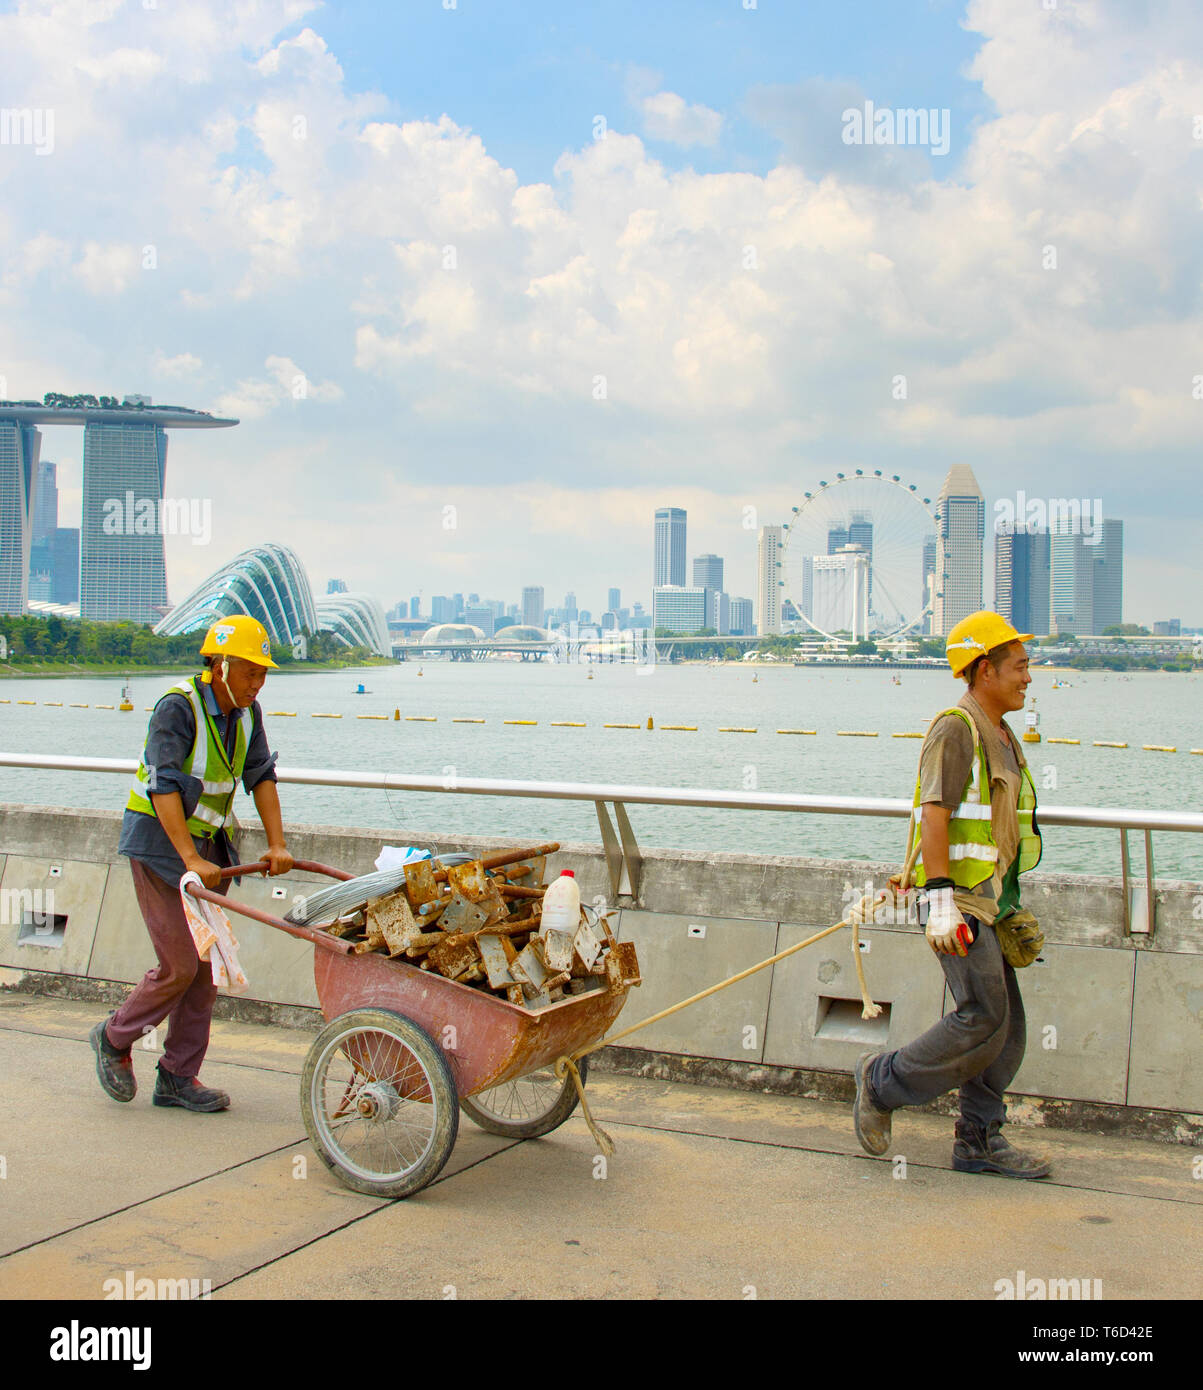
[540,869,581,935]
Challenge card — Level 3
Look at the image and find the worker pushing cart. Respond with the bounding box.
[89,615,294,1112]
[853,610,1051,1179]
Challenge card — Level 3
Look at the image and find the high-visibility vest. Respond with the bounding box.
[126,676,252,839]
[910,706,1042,890]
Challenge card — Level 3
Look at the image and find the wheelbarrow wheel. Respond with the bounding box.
[460,1055,589,1139]
[301,1008,458,1199]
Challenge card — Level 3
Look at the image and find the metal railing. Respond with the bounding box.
[2,752,1201,937]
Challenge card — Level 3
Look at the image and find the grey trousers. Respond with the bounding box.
[867,915,1026,1131]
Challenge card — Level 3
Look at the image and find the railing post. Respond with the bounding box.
[594,800,642,901]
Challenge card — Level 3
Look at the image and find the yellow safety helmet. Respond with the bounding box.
[945,610,1032,678]
[199,615,278,670]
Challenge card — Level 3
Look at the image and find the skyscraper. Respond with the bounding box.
[80,419,170,622]
[921,534,937,634]
[933,465,984,636]
[1092,519,1123,633]
[522,585,545,628]
[756,525,783,635]
[0,419,40,615]
[654,507,686,588]
[32,459,57,543]
[692,554,723,630]
[1049,525,1095,636]
[729,597,754,635]
[607,587,621,614]
[994,525,1050,635]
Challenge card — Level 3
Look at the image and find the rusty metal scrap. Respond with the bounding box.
[316,844,639,1009]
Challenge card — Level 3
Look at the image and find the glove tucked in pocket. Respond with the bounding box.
[994,908,1044,968]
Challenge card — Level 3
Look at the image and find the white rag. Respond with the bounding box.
[179,871,249,995]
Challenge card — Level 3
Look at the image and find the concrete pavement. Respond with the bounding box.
[1,992,1200,1302]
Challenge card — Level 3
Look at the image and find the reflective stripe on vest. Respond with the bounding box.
[126,677,252,839]
[910,707,1041,891]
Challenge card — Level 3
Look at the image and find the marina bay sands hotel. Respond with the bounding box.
[0,394,237,621]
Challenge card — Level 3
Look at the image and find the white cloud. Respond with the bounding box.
[638,90,723,148]
[0,0,1199,621]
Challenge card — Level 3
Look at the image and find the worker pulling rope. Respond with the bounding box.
[554,824,923,1158]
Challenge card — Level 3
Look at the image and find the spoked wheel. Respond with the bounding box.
[301,1008,458,1199]
[460,1054,589,1138]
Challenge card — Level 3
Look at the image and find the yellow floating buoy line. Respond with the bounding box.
[1,698,1193,755]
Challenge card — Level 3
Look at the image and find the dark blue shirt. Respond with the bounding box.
[118,674,279,886]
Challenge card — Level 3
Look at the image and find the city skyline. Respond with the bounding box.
[0,4,1199,625]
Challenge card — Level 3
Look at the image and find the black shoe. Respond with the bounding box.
[153,1064,230,1112]
[853,1051,892,1156]
[90,1014,136,1102]
[953,1120,1051,1179]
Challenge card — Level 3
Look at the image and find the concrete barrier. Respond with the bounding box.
[1,803,1200,1140]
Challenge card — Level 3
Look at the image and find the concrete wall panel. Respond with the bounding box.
[764,925,945,1072]
[614,911,776,1061]
[0,855,108,976]
[1005,946,1134,1104]
[1128,952,1203,1112]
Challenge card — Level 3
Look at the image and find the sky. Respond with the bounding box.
[1,0,1200,626]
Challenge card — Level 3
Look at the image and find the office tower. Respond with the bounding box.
[32,459,57,543]
[51,528,79,606]
[826,525,848,553]
[1050,526,1095,636]
[408,596,420,618]
[431,595,456,623]
[521,586,545,628]
[654,507,687,588]
[995,525,1050,635]
[921,534,937,633]
[692,554,723,631]
[0,418,40,615]
[608,587,621,614]
[933,465,984,636]
[653,585,707,633]
[809,547,870,640]
[464,605,495,637]
[692,554,723,591]
[601,611,618,631]
[327,578,348,593]
[729,597,754,635]
[1153,619,1180,636]
[80,418,170,622]
[756,525,783,635]
[563,591,578,622]
[1092,519,1123,633]
[452,592,464,619]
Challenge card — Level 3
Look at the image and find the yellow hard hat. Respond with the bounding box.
[945,610,1032,678]
[199,615,278,669]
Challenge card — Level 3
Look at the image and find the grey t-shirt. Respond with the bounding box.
[919,713,1020,809]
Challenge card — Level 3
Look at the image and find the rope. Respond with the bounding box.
[553,811,925,1158]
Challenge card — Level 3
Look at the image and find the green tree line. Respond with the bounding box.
[0,615,373,667]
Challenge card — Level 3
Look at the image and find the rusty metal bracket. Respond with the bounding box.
[595,799,642,900]
[1119,828,1157,937]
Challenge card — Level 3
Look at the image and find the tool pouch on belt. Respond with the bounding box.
[994,909,1044,968]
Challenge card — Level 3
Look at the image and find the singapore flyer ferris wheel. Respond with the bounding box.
[780,471,939,644]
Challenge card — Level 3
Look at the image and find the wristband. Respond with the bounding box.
[923,876,954,891]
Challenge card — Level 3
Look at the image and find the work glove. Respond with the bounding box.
[923,885,970,957]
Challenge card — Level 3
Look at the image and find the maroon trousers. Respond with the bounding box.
[106,845,229,1079]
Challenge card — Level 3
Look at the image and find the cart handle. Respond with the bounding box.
[185,859,358,955]
[215,858,356,883]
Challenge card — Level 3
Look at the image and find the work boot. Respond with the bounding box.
[153,1064,230,1113]
[953,1120,1051,1179]
[90,1014,136,1102]
[853,1051,892,1157]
